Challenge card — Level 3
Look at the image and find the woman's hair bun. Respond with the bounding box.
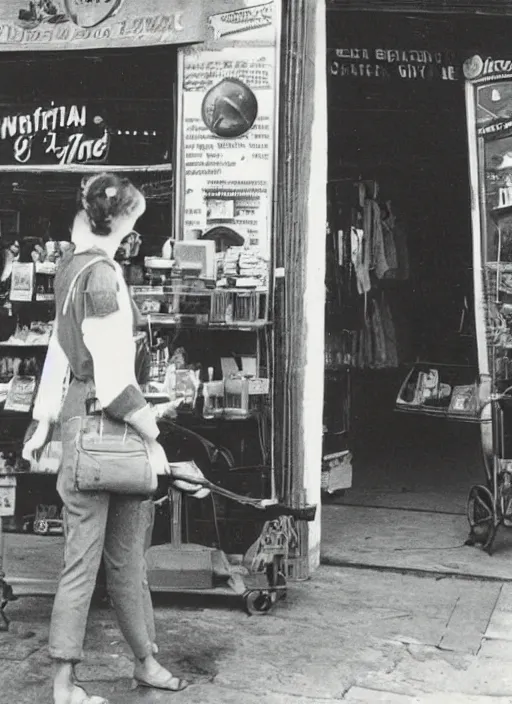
[80,173,145,237]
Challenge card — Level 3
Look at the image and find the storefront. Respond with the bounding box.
[0,0,327,600]
[321,2,512,540]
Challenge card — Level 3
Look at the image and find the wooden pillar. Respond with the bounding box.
[273,0,327,569]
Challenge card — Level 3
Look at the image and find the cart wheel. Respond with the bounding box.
[244,590,273,616]
[466,485,496,549]
[33,519,49,536]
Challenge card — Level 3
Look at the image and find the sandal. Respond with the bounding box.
[134,669,189,692]
[55,686,109,704]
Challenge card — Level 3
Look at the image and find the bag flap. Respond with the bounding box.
[79,415,147,454]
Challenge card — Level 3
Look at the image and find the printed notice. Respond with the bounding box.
[181,46,276,260]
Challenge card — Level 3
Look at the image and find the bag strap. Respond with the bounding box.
[62,255,113,316]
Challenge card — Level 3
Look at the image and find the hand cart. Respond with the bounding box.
[146,481,291,616]
[0,419,316,628]
[466,385,512,555]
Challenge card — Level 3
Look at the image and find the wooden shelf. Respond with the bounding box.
[0,342,48,348]
[395,404,481,423]
[149,315,269,331]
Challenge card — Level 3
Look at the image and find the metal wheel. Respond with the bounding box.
[33,519,49,536]
[244,590,273,616]
[466,485,497,553]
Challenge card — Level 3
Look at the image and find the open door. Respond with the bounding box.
[465,55,512,471]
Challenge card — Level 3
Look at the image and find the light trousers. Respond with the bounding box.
[48,378,155,663]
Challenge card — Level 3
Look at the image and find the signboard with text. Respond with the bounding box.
[0,100,174,167]
[328,47,461,82]
[0,0,207,51]
[0,102,110,166]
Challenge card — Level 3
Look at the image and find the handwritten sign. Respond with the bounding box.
[0,103,110,166]
[329,48,460,82]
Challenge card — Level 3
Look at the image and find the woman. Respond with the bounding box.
[23,173,189,704]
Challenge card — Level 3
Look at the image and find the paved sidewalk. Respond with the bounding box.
[322,504,512,581]
[3,564,512,703]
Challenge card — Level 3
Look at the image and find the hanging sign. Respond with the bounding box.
[208,2,273,40]
[0,0,207,51]
[464,54,512,81]
[0,102,110,166]
[328,48,460,81]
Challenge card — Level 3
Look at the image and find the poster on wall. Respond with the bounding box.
[472,74,512,268]
[181,45,276,279]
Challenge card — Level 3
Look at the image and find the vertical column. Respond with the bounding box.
[303,0,327,570]
[273,0,327,570]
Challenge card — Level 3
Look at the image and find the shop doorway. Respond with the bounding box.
[324,12,508,518]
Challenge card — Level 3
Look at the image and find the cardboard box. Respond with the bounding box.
[321,451,353,494]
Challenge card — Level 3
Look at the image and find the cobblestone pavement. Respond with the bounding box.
[2,563,512,703]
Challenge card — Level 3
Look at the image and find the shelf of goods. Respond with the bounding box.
[395,363,482,423]
[130,285,269,330]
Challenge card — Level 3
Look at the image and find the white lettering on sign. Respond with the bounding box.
[478,119,512,136]
[330,48,459,81]
[43,130,109,166]
[0,103,109,165]
[483,57,512,77]
[335,48,370,60]
[0,104,86,140]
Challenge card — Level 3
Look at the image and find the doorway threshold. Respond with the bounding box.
[321,505,512,582]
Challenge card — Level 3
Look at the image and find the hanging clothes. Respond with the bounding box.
[363,195,389,280]
[351,226,371,296]
[381,202,409,281]
[349,292,400,370]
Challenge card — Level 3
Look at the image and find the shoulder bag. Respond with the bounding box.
[63,255,158,495]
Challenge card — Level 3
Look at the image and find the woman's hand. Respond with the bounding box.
[170,462,210,499]
[22,420,51,464]
[147,440,210,499]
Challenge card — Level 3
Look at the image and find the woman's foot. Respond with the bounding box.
[134,656,188,692]
[54,683,108,704]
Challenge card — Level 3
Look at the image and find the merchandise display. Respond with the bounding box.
[0,184,271,537]
[0,37,298,628]
[1,322,53,346]
[326,179,409,372]
[323,14,485,505]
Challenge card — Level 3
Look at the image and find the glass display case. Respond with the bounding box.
[464,55,512,393]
